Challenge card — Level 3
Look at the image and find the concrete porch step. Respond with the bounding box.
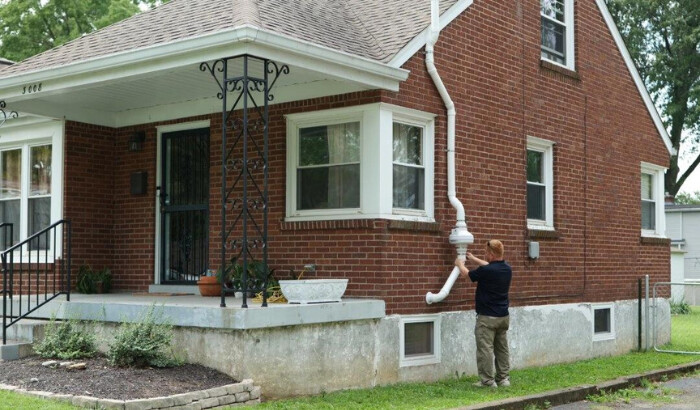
[1,318,48,361]
[0,339,34,361]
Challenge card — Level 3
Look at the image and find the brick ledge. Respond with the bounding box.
[540,59,580,80]
[640,236,671,245]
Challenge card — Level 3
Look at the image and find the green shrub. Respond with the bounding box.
[34,318,96,360]
[76,265,112,294]
[670,299,691,315]
[107,305,182,368]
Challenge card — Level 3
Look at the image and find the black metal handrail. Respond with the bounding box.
[2,219,72,344]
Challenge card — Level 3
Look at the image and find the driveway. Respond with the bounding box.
[552,373,700,409]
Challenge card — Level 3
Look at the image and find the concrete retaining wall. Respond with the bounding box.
[84,299,668,398]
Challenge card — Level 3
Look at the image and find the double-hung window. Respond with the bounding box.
[527,137,554,229]
[541,0,575,70]
[0,120,63,253]
[297,122,360,211]
[393,122,425,212]
[640,162,665,237]
[286,103,434,222]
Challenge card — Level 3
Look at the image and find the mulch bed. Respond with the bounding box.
[0,355,237,401]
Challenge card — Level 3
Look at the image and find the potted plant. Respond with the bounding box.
[76,265,112,294]
[197,269,220,297]
[278,264,348,304]
[212,257,278,299]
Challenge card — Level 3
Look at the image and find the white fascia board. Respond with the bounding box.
[595,0,675,156]
[0,25,408,103]
[388,0,474,68]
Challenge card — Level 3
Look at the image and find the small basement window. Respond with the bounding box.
[592,304,615,341]
[400,315,441,367]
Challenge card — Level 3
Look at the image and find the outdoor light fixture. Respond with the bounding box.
[128,131,146,152]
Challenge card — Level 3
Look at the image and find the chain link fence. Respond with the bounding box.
[652,282,700,354]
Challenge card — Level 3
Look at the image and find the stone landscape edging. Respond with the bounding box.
[0,378,261,409]
[453,360,700,410]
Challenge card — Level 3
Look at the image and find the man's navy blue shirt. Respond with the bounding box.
[468,260,512,317]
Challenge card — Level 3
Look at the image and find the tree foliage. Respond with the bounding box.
[674,191,700,205]
[606,0,700,196]
[0,0,168,63]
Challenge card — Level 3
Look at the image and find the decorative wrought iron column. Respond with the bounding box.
[0,100,18,128]
[201,55,289,308]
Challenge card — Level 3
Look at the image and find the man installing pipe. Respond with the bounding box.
[455,240,513,388]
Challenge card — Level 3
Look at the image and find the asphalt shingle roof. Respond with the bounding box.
[0,0,458,78]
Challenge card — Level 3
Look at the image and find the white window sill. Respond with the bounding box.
[285,213,435,224]
[641,231,667,239]
[400,354,440,368]
[592,333,616,342]
[527,223,555,231]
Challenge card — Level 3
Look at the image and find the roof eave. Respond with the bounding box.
[0,25,409,102]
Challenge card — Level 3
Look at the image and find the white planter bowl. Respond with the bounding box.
[278,279,348,304]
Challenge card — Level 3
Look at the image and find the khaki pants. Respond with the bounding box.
[475,314,510,385]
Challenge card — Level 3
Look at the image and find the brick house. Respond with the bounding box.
[0,0,673,396]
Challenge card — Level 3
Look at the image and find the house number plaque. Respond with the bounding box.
[22,82,42,94]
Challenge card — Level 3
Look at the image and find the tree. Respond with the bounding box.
[674,191,700,205]
[606,0,700,196]
[0,0,168,63]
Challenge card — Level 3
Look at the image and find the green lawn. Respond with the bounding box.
[0,390,75,410]
[1,307,699,410]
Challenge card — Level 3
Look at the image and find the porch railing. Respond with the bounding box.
[2,219,72,345]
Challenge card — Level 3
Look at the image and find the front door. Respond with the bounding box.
[160,128,210,284]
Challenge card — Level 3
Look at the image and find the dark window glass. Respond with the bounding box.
[297,165,360,210]
[594,308,611,333]
[29,197,51,250]
[393,165,425,210]
[405,322,434,357]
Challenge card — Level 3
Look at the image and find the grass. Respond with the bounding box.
[0,390,75,410]
[586,378,677,405]
[2,306,699,409]
[660,306,700,352]
[253,351,699,409]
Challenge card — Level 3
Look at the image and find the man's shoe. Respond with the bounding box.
[472,381,497,388]
[497,378,510,387]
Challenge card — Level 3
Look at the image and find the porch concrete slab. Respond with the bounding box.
[6,293,385,329]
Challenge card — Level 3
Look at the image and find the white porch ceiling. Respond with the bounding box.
[8,60,372,128]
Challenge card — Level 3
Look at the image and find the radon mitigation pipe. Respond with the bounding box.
[425,0,474,304]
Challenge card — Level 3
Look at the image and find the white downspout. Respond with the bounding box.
[425,0,474,304]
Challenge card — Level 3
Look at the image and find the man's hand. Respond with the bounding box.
[455,257,468,278]
[467,252,488,267]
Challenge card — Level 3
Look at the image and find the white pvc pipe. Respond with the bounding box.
[425,0,472,304]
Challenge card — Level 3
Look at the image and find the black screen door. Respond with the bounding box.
[160,128,210,284]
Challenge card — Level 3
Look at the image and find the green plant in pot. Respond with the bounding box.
[76,265,112,294]
[217,257,277,297]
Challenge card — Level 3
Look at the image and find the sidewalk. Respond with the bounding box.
[453,360,700,410]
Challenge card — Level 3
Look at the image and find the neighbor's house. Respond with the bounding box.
[0,0,673,397]
[666,203,700,304]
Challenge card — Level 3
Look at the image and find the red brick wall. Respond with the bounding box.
[63,121,116,279]
[60,1,670,314]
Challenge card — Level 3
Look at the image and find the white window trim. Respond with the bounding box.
[541,0,576,71]
[527,136,554,230]
[399,314,441,367]
[640,162,666,238]
[0,119,64,261]
[285,103,435,223]
[592,303,615,342]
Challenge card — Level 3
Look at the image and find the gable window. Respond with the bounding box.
[400,315,441,367]
[592,304,615,341]
[527,137,554,229]
[286,103,434,222]
[0,120,62,253]
[640,162,665,237]
[541,0,575,70]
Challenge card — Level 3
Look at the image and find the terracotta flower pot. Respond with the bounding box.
[197,276,221,297]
